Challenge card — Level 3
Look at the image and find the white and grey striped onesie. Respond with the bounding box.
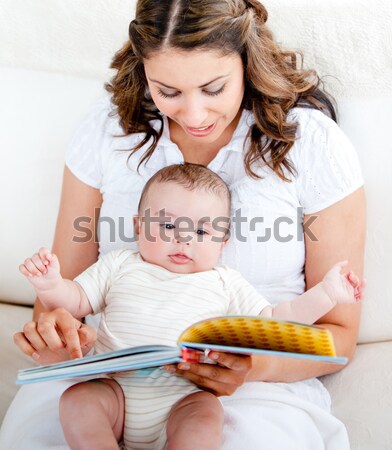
[75,248,268,449]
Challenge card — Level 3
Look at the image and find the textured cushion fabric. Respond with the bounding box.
[263,0,392,100]
[0,0,133,79]
[322,341,392,450]
[1,0,391,100]
[0,304,34,423]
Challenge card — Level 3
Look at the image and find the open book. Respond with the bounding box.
[16,316,348,384]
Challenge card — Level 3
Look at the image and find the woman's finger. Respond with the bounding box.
[22,320,48,351]
[174,364,240,396]
[13,331,39,358]
[180,359,247,385]
[208,351,252,372]
[78,324,97,350]
[48,308,83,359]
[169,351,252,395]
[36,314,66,351]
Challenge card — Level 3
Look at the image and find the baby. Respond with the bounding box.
[20,163,364,450]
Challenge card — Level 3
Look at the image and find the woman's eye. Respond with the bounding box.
[160,223,175,229]
[157,85,226,99]
[204,85,226,97]
[157,90,179,99]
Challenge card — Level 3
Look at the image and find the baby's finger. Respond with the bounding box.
[335,260,348,270]
[347,271,360,286]
[19,264,33,277]
[23,257,43,276]
[38,247,52,266]
[31,253,48,273]
[329,260,348,276]
[355,279,366,299]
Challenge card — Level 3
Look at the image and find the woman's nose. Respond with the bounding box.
[181,97,208,128]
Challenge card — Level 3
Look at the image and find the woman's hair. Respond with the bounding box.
[106,0,336,181]
[138,163,231,216]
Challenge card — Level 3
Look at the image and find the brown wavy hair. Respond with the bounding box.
[105,0,336,181]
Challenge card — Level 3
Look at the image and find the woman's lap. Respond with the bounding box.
[0,381,72,450]
[0,379,349,450]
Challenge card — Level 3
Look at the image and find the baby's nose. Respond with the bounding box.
[174,230,192,245]
[175,236,191,245]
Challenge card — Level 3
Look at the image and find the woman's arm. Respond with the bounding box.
[33,166,102,320]
[248,186,366,382]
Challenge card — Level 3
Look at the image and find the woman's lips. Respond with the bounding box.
[169,254,192,264]
[185,122,216,137]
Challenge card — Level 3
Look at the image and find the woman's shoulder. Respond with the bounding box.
[71,96,124,138]
[287,107,364,214]
[65,97,155,188]
[288,107,339,141]
[287,106,358,162]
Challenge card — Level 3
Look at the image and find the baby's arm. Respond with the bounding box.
[260,261,365,324]
[19,247,92,319]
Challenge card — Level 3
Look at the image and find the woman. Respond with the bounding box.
[1,0,365,449]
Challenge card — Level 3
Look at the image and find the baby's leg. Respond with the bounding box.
[60,378,124,450]
[166,391,224,450]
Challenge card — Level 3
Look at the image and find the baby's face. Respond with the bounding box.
[135,182,230,273]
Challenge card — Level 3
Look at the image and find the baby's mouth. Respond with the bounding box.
[169,253,192,264]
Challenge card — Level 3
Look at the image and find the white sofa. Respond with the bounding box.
[0,1,391,449]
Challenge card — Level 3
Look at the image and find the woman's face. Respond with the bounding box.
[144,48,245,145]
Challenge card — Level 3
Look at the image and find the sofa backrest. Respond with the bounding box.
[0,0,391,344]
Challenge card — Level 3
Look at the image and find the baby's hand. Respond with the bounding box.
[19,247,61,290]
[322,261,365,305]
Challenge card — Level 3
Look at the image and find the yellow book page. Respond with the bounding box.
[178,316,337,357]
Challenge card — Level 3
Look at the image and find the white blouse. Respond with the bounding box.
[66,96,363,304]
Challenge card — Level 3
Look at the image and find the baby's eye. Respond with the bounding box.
[196,229,208,235]
[160,223,175,230]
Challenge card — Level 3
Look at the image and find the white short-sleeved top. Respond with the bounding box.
[74,249,269,351]
[66,97,363,303]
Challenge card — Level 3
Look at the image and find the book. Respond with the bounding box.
[16,316,348,384]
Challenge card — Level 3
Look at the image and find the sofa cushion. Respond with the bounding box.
[339,98,392,344]
[0,303,34,423]
[321,341,392,450]
[0,68,103,306]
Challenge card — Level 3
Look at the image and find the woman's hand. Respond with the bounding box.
[14,307,97,365]
[165,351,252,396]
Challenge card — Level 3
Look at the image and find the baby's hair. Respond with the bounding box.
[137,163,231,216]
